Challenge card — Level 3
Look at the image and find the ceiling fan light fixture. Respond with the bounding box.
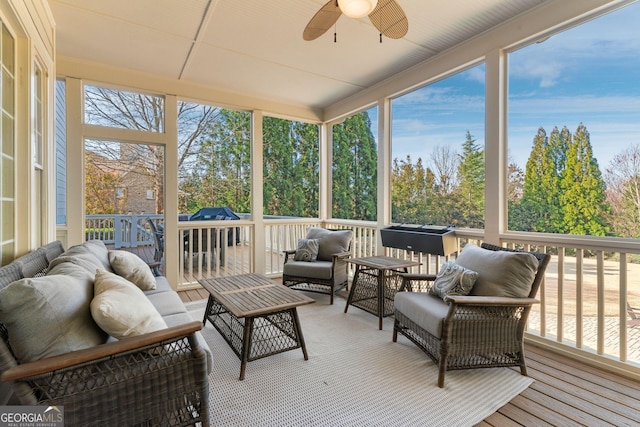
[337,0,378,19]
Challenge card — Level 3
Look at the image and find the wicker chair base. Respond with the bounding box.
[283,275,347,305]
[394,309,527,387]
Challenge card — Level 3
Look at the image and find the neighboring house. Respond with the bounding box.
[86,147,158,215]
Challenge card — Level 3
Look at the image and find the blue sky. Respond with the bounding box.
[384,1,640,173]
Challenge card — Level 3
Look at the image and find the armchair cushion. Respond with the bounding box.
[305,228,352,261]
[456,244,539,298]
[429,261,478,300]
[294,238,320,262]
[283,260,334,280]
[395,292,450,338]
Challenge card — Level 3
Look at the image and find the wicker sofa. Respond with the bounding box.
[0,240,212,426]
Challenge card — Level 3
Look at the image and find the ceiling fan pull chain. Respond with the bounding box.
[334,32,337,43]
[380,33,382,43]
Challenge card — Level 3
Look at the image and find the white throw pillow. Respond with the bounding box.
[108,250,156,291]
[429,261,478,300]
[91,270,167,339]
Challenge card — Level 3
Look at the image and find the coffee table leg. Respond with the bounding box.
[377,270,384,330]
[345,266,361,313]
[291,308,309,360]
[239,316,253,381]
[202,295,214,327]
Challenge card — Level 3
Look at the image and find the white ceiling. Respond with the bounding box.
[50,0,549,111]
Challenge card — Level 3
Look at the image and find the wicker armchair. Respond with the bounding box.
[393,242,550,388]
[282,228,352,304]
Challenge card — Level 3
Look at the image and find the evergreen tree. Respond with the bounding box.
[332,112,377,221]
[196,110,251,213]
[521,127,562,232]
[560,123,609,236]
[456,130,485,228]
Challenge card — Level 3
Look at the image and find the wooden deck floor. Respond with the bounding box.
[178,288,640,426]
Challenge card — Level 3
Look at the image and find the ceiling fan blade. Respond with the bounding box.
[303,0,343,41]
[369,0,409,39]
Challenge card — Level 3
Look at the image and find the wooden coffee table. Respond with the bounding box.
[199,273,315,380]
[345,256,420,330]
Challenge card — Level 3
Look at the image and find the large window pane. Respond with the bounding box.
[178,102,251,215]
[332,107,378,221]
[507,3,640,237]
[391,65,486,228]
[263,116,319,217]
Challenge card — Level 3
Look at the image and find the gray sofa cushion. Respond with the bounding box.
[49,242,111,276]
[305,228,352,261]
[82,240,112,270]
[143,276,174,295]
[0,274,107,363]
[146,291,190,317]
[283,260,334,280]
[394,292,450,339]
[456,244,539,298]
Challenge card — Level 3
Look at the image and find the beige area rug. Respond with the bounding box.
[186,296,533,427]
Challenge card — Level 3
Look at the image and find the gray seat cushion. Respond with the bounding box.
[394,292,450,339]
[146,291,189,317]
[283,260,334,280]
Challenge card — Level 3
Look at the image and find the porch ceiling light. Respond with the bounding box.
[337,0,378,19]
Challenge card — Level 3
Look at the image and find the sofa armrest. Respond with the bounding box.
[1,321,209,426]
[2,321,202,381]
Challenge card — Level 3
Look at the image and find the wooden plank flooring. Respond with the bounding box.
[178,287,640,426]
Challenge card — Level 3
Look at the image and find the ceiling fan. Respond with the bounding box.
[303,0,408,42]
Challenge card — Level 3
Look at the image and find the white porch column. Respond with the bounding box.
[164,95,179,287]
[65,78,84,247]
[319,123,331,222]
[484,49,507,244]
[377,98,392,253]
[251,110,265,274]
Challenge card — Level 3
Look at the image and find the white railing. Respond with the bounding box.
[177,219,254,286]
[85,214,163,248]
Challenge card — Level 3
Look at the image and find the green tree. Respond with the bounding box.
[332,112,377,221]
[391,155,430,223]
[560,123,609,236]
[192,110,251,213]
[263,117,319,217]
[456,130,485,228]
[521,127,562,232]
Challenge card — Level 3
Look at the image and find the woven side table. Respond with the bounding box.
[344,256,420,330]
